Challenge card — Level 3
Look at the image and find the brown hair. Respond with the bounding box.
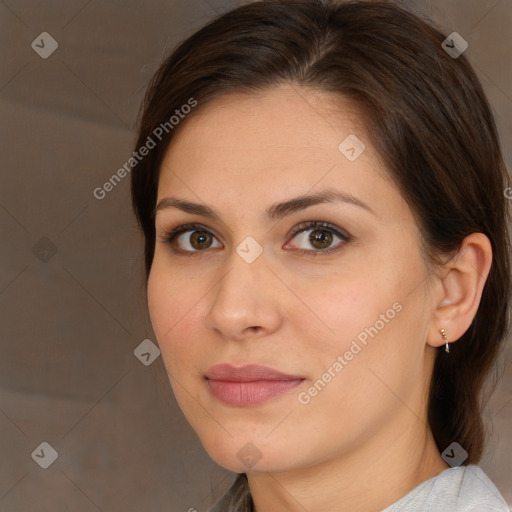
[130,0,511,463]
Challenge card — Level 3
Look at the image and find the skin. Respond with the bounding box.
[147,84,492,512]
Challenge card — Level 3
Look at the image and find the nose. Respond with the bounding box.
[203,245,282,342]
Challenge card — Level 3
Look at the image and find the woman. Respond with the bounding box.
[130,0,511,510]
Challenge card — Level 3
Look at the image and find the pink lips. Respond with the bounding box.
[205,364,305,406]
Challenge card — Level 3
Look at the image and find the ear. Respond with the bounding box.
[426,233,493,349]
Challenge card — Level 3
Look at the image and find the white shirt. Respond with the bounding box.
[382,465,510,512]
[207,465,510,511]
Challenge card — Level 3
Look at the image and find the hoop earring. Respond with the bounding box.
[440,328,449,353]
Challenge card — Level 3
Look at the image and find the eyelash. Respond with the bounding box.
[158,221,351,257]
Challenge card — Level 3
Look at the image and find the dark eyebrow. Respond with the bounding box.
[153,187,376,221]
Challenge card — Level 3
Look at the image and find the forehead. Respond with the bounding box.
[168,85,365,152]
[159,85,381,178]
[155,84,407,227]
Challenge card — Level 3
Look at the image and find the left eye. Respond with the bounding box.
[285,221,350,254]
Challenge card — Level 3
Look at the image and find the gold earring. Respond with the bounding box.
[440,328,449,353]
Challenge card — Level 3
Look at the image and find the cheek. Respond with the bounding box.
[295,259,416,391]
[147,257,196,335]
[305,260,428,411]
[290,267,395,345]
[147,264,197,364]
[291,282,413,439]
[146,266,169,339]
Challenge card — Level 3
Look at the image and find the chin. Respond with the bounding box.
[200,433,298,474]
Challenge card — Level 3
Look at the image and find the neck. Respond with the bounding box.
[247,413,449,512]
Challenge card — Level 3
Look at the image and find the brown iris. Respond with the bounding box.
[190,230,213,250]
[309,229,333,249]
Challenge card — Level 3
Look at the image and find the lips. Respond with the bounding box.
[205,363,304,382]
[204,364,305,406]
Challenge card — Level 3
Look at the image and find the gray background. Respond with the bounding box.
[0,0,511,510]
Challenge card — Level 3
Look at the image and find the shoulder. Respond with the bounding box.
[382,464,510,512]
[205,466,510,512]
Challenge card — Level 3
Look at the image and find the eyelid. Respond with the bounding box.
[157,222,221,243]
[287,220,350,243]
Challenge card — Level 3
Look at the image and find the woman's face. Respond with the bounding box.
[147,85,440,473]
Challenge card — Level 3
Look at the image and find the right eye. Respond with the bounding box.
[159,223,222,255]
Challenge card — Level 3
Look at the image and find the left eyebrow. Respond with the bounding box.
[264,187,377,220]
[153,186,377,221]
